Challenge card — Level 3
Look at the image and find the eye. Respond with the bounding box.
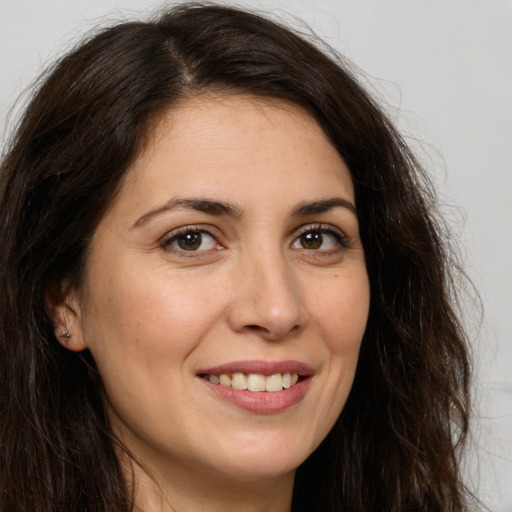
[291,225,347,252]
[162,228,219,253]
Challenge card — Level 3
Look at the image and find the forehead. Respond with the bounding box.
[114,94,354,217]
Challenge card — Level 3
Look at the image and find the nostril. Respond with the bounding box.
[226,283,308,339]
[241,322,302,341]
[245,324,272,335]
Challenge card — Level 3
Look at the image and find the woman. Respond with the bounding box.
[0,4,473,511]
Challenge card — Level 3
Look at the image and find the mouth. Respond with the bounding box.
[196,360,314,413]
[199,372,302,392]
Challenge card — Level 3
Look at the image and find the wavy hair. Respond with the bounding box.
[0,3,472,511]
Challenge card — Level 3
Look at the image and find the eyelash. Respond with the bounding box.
[293,223,350,253]
[159,223,349,257]
[160,225,220,257]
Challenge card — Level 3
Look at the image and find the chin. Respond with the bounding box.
[207,433,314,482]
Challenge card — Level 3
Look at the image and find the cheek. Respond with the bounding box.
[309,271,370,353]
[80,265,227,363]
[297,271,369,446]
[77,267,227,435]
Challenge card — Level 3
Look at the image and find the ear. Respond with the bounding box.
[45,279,88,352]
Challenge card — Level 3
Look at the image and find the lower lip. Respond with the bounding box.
[200,377,312,414]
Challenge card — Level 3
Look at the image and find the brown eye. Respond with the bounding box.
[165,230,217,252]
[291,228,342,251]
[177,232,202,250]
[299,231,323,249]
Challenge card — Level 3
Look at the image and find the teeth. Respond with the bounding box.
[219,374,232,387]
[206,372,300,392]
[265,373,283,392]
[208,374,220,385]
[247,373,266,392]
[231,373,248,390]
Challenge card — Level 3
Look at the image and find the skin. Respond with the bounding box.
[53,95,370,512]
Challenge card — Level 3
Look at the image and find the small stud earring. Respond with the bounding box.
[59,330,71,339]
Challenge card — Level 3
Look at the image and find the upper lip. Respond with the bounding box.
[197,359,315,376]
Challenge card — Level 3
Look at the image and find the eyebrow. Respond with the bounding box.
[131,195,356,230]
[130,198,243,229]
[291,197,357,217]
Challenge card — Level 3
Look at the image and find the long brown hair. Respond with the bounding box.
[0,4,473,511]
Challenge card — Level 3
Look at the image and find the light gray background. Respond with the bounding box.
[1,1,511,509]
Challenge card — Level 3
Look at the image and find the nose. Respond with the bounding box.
[226,249,308,341]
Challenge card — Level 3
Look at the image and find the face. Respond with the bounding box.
[59,96,370,486]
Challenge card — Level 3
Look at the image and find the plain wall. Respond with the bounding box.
[1,0,511,509]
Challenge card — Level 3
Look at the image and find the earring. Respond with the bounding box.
[59,330,71,339]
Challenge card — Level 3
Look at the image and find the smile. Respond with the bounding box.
[197,360,314,413]
[201,372,300,392]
